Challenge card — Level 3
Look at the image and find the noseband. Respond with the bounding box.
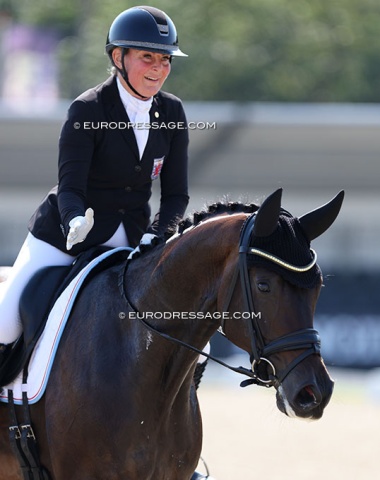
[120,213,321,389]
[220,212,321,388]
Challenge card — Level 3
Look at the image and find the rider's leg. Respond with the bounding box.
[191,473,215,480]
[0,233,73,355]
[0,223,131,369]
[0,343,12,366]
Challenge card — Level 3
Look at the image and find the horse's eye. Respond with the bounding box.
[257,282,270,293]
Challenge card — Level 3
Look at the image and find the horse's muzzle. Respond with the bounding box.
[275,359,334,420]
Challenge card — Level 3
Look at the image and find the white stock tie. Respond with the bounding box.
[117,78,153,160]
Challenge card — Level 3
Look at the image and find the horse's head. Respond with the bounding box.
[219,189,344,420]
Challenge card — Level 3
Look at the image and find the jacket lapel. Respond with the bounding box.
[102,76,140,160]
[141,94,165,161]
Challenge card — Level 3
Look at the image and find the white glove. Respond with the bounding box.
[66,208,94,251]
[127,233,161,260]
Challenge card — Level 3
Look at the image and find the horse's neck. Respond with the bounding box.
[121,219,240,397]
[126,216,242,315]
[126,246,219,313]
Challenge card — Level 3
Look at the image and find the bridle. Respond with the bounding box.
[120,213,322,389]
[220,212,321,388]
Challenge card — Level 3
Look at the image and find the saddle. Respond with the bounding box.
[0,246,128,387]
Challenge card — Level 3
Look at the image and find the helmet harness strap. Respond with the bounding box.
[117,48,149,100]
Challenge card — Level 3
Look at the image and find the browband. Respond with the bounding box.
[248,248,317,273]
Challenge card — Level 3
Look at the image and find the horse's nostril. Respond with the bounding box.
[295,385,319,410]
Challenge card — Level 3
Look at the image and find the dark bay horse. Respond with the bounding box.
[0,188,344,479]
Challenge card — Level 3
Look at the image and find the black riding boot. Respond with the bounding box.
[0,343,10,368]
[190,473,208,479]
[0,343,13,383]
[191,470,215,479]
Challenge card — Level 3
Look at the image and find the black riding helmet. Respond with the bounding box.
[106,6,187,98]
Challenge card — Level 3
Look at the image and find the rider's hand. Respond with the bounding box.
[66,208,94,251]
[127,233,162,260]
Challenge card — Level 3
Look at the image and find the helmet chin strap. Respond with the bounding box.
[117,48,149,100]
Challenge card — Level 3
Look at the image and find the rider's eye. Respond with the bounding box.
[257,282,270,293]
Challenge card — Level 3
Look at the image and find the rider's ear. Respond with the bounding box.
[111,47,123,69]
[299,190,345,241]
[253,188,282,238]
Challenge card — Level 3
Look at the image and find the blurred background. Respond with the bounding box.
[0,1,379,478]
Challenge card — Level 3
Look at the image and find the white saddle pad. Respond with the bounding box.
[0,247,130,405]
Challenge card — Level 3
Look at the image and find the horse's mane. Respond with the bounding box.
[177,200,260,235]
[170,198,321,289]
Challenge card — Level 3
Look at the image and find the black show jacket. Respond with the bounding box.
[28,76,189,255]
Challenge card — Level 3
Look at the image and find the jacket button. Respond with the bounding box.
[134,165,142,172]
[125,186,132,192]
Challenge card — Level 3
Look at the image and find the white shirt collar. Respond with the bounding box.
[116,77,153,114]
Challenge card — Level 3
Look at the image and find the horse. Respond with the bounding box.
[0,188,344,479]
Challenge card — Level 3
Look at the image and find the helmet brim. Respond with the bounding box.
[106,40,188,57]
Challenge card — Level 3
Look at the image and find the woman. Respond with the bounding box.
[0,6,189,368]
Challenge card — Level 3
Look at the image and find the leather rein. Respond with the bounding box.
[119,213,321,389]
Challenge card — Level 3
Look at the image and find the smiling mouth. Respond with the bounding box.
[145,76,159,82]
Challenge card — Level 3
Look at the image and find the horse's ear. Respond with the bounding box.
[299,190,345,241]
[253,188,282,237]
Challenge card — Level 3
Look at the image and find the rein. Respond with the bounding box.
[117,267,256,381]
[119,212,321,389]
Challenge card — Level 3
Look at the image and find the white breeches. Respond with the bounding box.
[0,224,129,344]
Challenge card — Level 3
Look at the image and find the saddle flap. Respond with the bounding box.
[0,266,70,388]
[20,266,70,348]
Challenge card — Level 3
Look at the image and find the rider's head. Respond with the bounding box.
[106,6,187,99]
